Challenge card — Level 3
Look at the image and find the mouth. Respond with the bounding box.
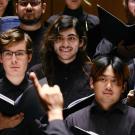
[59,47,72,52]
[103,91,113,96]
[10,67,20,69]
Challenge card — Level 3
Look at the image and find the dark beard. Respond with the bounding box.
[19,17,41,25]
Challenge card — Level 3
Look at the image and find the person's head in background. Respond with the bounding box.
[64,0,82,10]
[15,0,46,31]
[123,0,135,24]
[41,15,90,85]
[113,0,135,61]
[0,28,32,85]
[90,55,129,110]
[0,0,14,17]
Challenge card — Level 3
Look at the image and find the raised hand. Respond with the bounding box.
[29,72,64,121]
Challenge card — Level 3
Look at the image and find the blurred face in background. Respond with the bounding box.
[65,0,82,10]
[128,0,135,17]
[0,0,8,16]
[16,0,46,24]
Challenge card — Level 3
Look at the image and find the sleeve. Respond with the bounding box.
[44,120,73,135]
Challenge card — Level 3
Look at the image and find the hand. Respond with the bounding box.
[0,112,24,130]
[29,72,64,121]
[127,90,135,106]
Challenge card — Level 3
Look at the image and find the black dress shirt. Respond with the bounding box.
[65,100,135,135]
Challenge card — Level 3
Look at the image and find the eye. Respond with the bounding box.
[4,51,12,56]
[68,36,78,42]
[55,36,63,42]
[15,51,25,56]
[98,76,106,82]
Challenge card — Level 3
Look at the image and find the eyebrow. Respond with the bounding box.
[58,34,78,37]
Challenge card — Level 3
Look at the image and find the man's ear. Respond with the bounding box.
[79,39,84,48]
[122,82,127,93]
[89,77,94,89]
[28,54,32,63]
[42,3,46,14]
[15,3,18,14]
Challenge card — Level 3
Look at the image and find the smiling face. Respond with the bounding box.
[0,40,32,79]
[65,0,82,10]
[90,65,125,110]
[53,28,83,64]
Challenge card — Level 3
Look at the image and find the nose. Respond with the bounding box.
[106,80,112,90]
[11,54,17,64]
[26,3,32,9]
[62,38,69,47]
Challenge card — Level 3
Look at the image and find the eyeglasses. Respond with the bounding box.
[18,0,41,7]
[54,35,79,44]
[2,50,28,60]
[97,76,122,86]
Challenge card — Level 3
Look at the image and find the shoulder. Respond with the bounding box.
[84,11,100,25]
[127,106,135,117]
[47,13,62,24]
[66,105,91,121]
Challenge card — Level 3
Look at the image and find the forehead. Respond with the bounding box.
[59,28,77,36]
[101,65,116,77]
[4,40,27,50]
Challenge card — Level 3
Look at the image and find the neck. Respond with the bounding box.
[63,6,83,19]
[20,22,42,31]
[6,74,25,86]
[97,101,115,111]
[0,10,5,17]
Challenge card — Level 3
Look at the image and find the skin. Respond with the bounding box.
[53,28,83,64]
[0,0,8,16]
[90,65,125,110]
[16,0,46,31]
[0,112,24,130]
[65,0,82,10]
[128,0,135,17]
[0,40,32,85]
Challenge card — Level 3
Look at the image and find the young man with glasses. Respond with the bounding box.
[15,0,47,68]
[0,28,44,135]
[31,15,93,107]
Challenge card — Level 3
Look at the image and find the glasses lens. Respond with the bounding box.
[18,0,41,6]
[2,50,27,59]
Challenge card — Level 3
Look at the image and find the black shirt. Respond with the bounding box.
[65,100,135,135]
[0,75,45,135]
[53,58,92,107]
[29,57,93,108]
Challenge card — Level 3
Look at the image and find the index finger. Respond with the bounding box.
[29,72,42,93]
